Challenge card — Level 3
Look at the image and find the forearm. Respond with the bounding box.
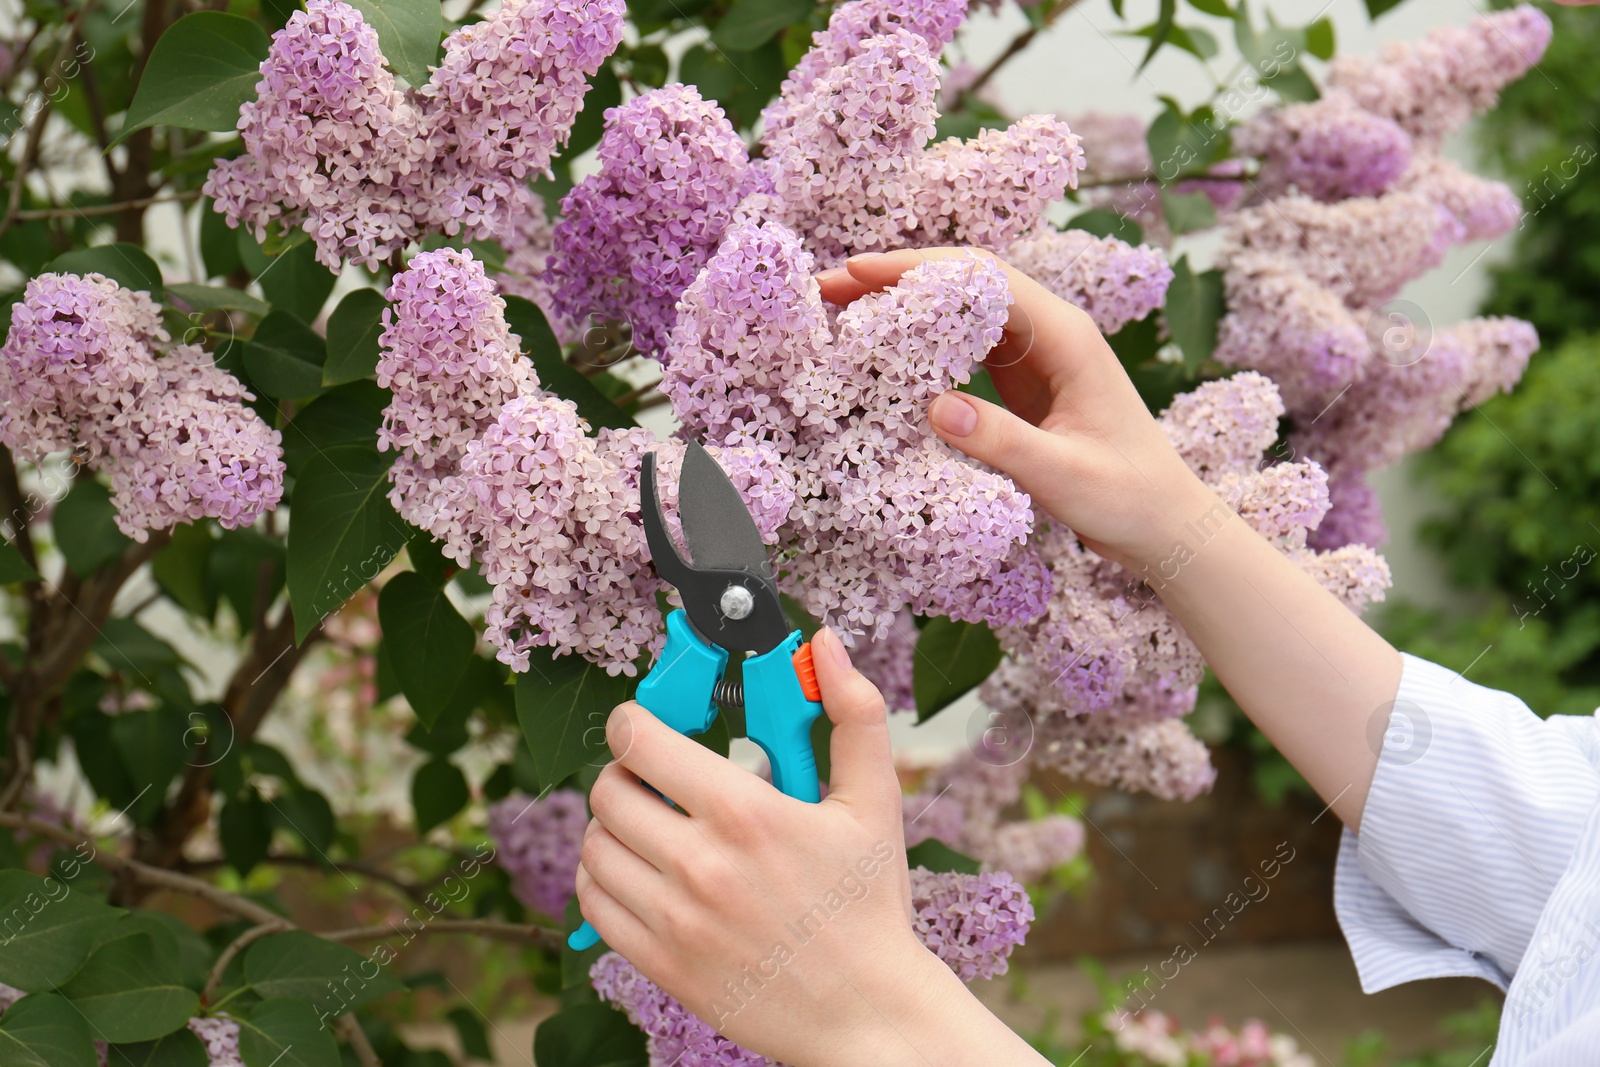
[1148,481,1403,830]
[833,947,1051,1067]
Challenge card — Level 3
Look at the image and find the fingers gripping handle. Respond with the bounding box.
[569,611,727,952]
[567,622,823,952]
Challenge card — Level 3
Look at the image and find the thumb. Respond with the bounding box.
[928,389,1078,497]
[809,626,900,814]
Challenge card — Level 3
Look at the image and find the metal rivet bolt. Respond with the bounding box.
[720,584,755,620]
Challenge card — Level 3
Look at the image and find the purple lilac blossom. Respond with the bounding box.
[548,84,758,360]
[487,790,589,918]
[909,867,1034,982]
[1327,5,1552,147]
[1005,228,1174,334]
[0,273,284,541]
[1234,90,1413,202]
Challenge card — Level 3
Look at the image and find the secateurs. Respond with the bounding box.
[568,442,824,951]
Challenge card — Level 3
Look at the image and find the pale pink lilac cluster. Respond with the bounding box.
[550,0,1088,359]
[1213,7,1548,547]
[205,0,623,270]
[851,609,918,715]
[379,249,793,672]
[1004,229,1174,334]
[902,749,1085,881]
[0,273,284,541]
[664,222,1043,639]
[589,866,1032,1066]
[1107,1009,1314,1067]
[487,790,589,918]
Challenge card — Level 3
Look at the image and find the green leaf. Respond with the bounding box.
[322,288,388,387]
[378,571,476,729]
[1159,187,1217,236]
[405,523,452,586]
[1135,0,1177,70]
[46,244,163,297]
[515,648,636,795]
[1145,97,1227,181]
[0,993,98,1067]
[239,236,337,325]
[267,787,336,853]
[447,1006,493,1060]
[286,446,407,641]
[110,708,189,824]
[1163,255,1225,369]
[244,932,403,1013]
[1186,0,1230,14]
[1364,0,1405,17]
[411,757,470,833]
[243,310,327,401]
[503,296,636,431]
[1128,21,1217,60]
[676,39,785,132]
[534,1003,648,1067]
[1066,209,1144,247]
[210,527,286,632]
[58,931,199,1043]
[0,871,126,992]
[1305,16,1335,60]
[113,13,271,143]
[109,1028,208,1067]
[54,479,134,578]
[566,64,622,160]
[713,0,812,51]
[219,791,273,876]
[906,839,982,876]
[93,616,184,676]
[912,618,1002,723]
[152,522,217,618]
[163,283,270,318]
[0,537,38,584]
[280,381,391,477]
[199,199,245,278]
[236,998,341,1067]
[346,0,442,88]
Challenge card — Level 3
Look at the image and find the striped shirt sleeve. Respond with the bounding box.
[1333,652,1600,997]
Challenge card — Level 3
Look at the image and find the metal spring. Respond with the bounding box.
[713,679,744,710]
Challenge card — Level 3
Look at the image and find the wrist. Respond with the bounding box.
[1121,472,1227,575]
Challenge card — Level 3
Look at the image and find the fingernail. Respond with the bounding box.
[846,251,885,266]
[815,266,849,284]
[930,392,978,437]
[821,627,853,670]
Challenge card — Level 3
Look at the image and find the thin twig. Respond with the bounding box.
[613,378,663,408]
[202,920,292,1004]
[184,852,435,907]
[339,1015,384,1067]
[0,812,287,926]
[0,6,98,240]
[634,391,672,413]
[322,919,564,952]
[14,189,202,220]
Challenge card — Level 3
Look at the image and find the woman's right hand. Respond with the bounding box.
[816,247,1215,573]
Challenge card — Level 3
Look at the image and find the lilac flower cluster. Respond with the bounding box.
[1214,7,1548,546]
[1004,228,1174,334]
[550,0,1085,359]
[379,249,793,672]
[0,273,284,541]
[548,85,758,359]
[205,0,623,270]
[910,866,1034,982]
[663,222,1042,639]
[487,789,589,918]
[588,866,1032,1066]
[971,375,1390,798]
[902,750,1085,882]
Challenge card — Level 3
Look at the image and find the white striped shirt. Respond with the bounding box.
[1334,652,1600,1065]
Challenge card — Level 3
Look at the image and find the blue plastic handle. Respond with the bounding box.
[568,612,823,952]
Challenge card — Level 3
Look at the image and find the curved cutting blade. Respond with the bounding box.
[678,442,773,580]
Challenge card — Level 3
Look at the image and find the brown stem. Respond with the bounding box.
[184,852,435,907]
[109,0,173,245]
[322,919,564,952]
[202,920,292,1004]
[0,11,93,241]
[339,1016,383,1067]
[613,378,663,408]
[0,812,287,925]
[14,190,203,220]
[0,444,40,580]
[633,390,673,413]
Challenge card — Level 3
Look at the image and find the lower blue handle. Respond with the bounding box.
[568,614,823,952]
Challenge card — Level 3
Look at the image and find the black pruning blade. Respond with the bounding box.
[639,442,789,655]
